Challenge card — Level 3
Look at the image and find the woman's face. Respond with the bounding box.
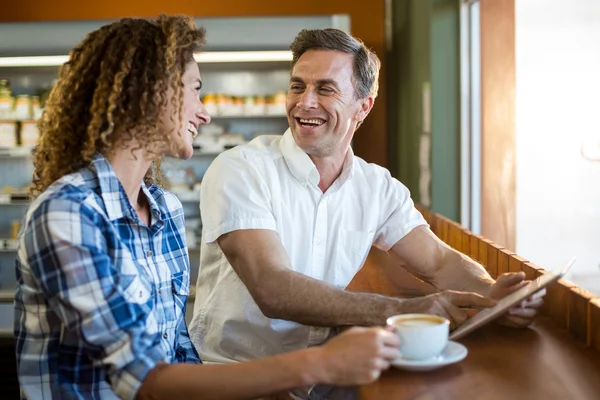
[160,60,211,159]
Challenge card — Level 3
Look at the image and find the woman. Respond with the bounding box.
[14,15,399,400]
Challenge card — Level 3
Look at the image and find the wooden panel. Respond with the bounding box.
[497,248,511,276]
[522,261,544,281]
[544,278,575,329]
[568,287,596,344]
[459,229,470,254]
[509,254,528,274]
[591,298,600,352]
[469,234,479,260]
[478,236,489,267]
[445,222,455,248]
[448,223,460,250]
[486,242,498,278]
[480,0,516,250]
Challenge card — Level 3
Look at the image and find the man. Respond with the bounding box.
[190,27,542,367]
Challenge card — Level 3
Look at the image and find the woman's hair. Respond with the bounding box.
[31,15,205,197]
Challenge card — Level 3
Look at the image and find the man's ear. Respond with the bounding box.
[355,95,375,122]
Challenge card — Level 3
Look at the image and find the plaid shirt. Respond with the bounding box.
[14,154,200,400]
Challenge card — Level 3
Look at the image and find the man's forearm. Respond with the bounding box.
[432,248,495,295]
[258,267,400,326]
[219,229,401,327]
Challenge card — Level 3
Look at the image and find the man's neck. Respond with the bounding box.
[309,149,349,193]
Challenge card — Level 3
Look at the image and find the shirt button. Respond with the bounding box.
[316,238,321,245]
[163,332,168,339]
[147,250,153,257]
[153,210,160,217]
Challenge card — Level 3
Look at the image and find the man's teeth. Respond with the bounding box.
[299,118,324,126]
[188,122,198,138]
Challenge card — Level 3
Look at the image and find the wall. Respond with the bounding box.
[388,0,429,202]
[480,0,516,250]
[0,0,387,167]
[430,0,460,221]
[515,0,600,293]
[388,0,460,219]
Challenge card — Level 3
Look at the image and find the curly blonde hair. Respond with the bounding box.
[31,15,206,197]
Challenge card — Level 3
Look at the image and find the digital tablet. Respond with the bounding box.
[449,256,577,341]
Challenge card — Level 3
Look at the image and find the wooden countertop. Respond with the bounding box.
[347,248,600,400]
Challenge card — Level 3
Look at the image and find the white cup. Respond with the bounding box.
[387,313,450,361]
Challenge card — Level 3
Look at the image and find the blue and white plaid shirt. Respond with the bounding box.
[15,154,200,400]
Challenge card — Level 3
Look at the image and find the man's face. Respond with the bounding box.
[286,49,373,158]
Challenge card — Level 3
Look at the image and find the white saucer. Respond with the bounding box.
[391,341,468,372]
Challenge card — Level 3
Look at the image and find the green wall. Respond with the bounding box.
[388,0,460,221]
[430,0,461,221]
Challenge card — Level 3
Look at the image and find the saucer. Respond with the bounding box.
[391,341,468,372]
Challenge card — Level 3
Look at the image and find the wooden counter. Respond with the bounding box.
[347,208,600,400]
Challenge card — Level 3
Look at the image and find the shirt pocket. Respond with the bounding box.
[335,229,375,288]
[340,229,374,256]
[171,270,190,297]
[170,270,190,317]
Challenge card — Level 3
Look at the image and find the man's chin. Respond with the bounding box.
[298,142,334,158]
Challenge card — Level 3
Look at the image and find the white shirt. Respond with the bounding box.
[189,129,427,363]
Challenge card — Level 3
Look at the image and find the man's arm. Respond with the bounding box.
[217,229,494,327]
[218,229,398,326]
[388,225,544,327]
[388,226,496,294]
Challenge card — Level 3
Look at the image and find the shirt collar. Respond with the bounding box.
[280,128,355,188]
[90,153,162,223]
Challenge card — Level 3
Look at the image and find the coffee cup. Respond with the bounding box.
[386,313,450,361]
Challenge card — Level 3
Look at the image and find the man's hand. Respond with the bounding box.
[397,290,497,330]
[316,327,400,386]
[488,272,545,328]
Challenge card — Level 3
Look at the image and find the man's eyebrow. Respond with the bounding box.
[315,79,340,91]
[289,77,340,91]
